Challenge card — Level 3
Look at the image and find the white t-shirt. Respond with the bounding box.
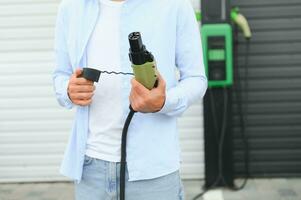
[85,0,124,162]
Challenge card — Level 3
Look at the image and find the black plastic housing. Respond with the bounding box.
[128,32,154,65]
[201,0,231,24]
[81,68,101,82]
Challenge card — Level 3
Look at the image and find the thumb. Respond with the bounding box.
[74,68,82,77]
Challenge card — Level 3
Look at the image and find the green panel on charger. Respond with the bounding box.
[201,24,233,87]
[208,49,225,61]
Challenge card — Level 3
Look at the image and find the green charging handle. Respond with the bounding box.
[132,61,157,90]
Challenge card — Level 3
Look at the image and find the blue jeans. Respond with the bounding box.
[75,155,185,200]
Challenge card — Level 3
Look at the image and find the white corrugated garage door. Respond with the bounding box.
[0,0,204,182]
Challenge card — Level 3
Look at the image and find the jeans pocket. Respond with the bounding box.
[83,155,94,167]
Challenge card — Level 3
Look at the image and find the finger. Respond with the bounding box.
[130,97,141,112]
[78,92,94,100]
[131,87,145,103]
[129,91,134,105]
[130,88,144,111]
[131,78,150,96]
[129,90,137,111]
[73,99,92,106]
[75,68,83,77]
[129,89,139,103]
[132,88,148,111]
[69,85,95,93]
[74,77,94,85]
[70,92,94,101]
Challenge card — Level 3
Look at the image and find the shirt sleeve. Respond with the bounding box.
[52,3,74,110]
[158,0,207,116]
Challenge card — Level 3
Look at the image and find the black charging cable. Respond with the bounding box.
[213,37,250,192]
[101,71,134,76]
[192,87,228,200]
[192,36,251,200]
[120,106,136,200]
[80,67,133,82]
[229,38,250,190]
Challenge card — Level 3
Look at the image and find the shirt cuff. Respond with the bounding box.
[157,90,177,114]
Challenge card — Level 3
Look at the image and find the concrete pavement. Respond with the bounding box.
[0,179,301,200]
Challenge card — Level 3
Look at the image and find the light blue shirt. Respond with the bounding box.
[53,0,207,182]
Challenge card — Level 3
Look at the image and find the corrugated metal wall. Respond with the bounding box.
[183,0,204,180]
[232,0,301,177]
[0,0,74,182]
[0,0,204,182]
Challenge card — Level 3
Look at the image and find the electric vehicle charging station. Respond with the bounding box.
[198,0,252,194]
[202,0,235,189]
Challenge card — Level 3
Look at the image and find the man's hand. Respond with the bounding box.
[129,73,166,113]
[68,68,95,106]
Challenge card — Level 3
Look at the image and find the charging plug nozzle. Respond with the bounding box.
[231,7,252,39]
[129,32,144,53]
[128,32,154,65]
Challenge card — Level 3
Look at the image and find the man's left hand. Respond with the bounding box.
[129,73,166,113]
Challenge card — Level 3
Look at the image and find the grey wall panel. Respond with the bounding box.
[232,0,301,177]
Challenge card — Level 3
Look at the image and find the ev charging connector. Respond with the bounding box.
[129,32,158,89]
[231,7,252,40]
[120,32,158,200]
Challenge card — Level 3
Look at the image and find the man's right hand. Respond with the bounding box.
[68,68,95,106]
